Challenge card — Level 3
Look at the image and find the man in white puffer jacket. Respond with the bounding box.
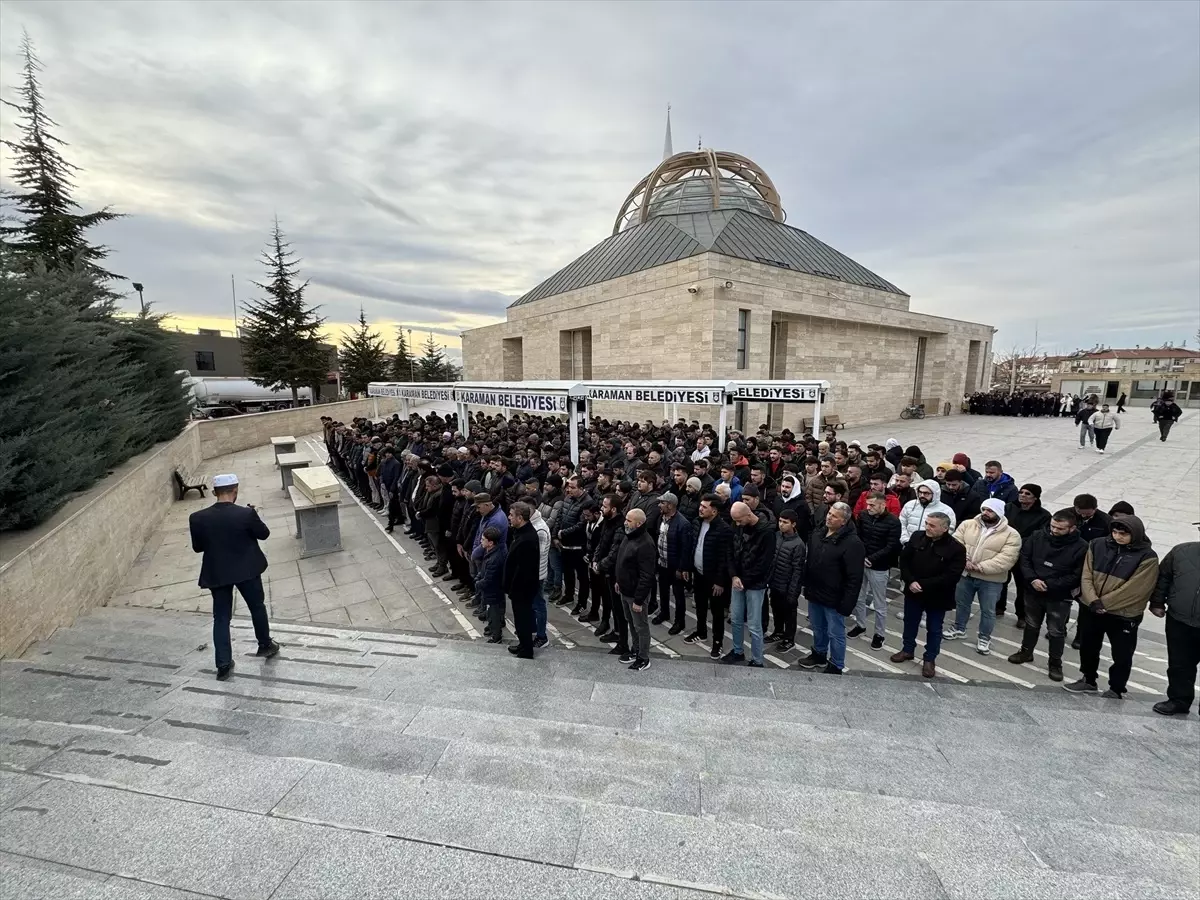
[898,479,957,544]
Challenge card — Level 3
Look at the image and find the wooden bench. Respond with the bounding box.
[173,469,208,501]
[802,414,844,434]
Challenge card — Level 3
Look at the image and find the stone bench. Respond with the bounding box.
[270,435,298,467]
[277,452,311,494]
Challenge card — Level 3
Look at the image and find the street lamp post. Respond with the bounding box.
[407,328,415,382]
[132,282,146,316]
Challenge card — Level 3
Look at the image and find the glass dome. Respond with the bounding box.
[614,149,784,234]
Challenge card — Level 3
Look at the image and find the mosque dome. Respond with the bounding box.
[613,149,784,234]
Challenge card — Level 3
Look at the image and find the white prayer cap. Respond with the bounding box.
[213,474,239,488]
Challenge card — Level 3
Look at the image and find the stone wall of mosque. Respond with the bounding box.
[463,251,994,432]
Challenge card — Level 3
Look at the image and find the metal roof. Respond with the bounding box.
[510,209,905,307]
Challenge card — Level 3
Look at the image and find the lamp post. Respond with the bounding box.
[407,328,415,382]
[132,282,146,316]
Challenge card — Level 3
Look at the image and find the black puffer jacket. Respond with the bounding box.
[677,491,701,524]
[1018,527,1086,602]
[1152,541,1200,628]
[733,516,777,590]
[1004,501,1051,543]
[768,531,806,605]
[858,510,901,569]
[804,521,866,616]
[899,531,967,611]
[615,524,657,603]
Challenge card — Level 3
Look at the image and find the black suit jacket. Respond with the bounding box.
[190,502,270,589]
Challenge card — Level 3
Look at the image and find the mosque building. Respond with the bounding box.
[462,116,995,431]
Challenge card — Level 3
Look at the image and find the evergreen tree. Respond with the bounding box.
[391,327,415,382]
[109,310,192,443]
[338,308,390,395]
[417,332,448,382]
[240,218,329,406]
[0,31,121,299]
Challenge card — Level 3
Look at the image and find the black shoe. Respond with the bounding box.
[430,566,447,577]
[1014,618,1027,630]
[823,663,843,675]
[683,631,701,644]
[216,663,234,681]
[1062,678,1098,694]
[870,634,885,650]
[994,605,1006,617]
[1048,661,1064,682]
[1070,635,1082,650]
[598,632,619,644]
[776,639,795,653]
[629,658,651,672]
[1007,648,1034,665]
[1101,688,1125,700]
[719,651,745,665]
[846,625,866,639]
[533,636,549,650]
[747,660,764,668]
[619,652,637,664]
[584,611,601,623]
[440,572,456,582]
[508,645,522,655]
[709,642,721,659]
[608,645,627,656]
[667,623,683,636]
[651,616,668,626]
[255,640,280,659]
[454,584,473,594]
[796,652,827,670]
[555,596,573,608]
[1154,700,1191,716]
[487,635,503,644]
[385,527,394,534]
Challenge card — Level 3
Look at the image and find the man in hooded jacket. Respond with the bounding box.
[996,483,1053,625]
[945,498,1022,656]
[898,479,957,545]
[1065,516,1159,698]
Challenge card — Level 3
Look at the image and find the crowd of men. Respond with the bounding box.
[319,405,1198,717]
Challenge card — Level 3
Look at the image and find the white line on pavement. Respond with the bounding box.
[985,632,1161,693]
[934,643,1036,688]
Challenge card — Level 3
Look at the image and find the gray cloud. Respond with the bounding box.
[1,0,1196,354]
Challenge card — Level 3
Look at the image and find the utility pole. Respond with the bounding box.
[132,282,146,316]
[407,328,415,382]
[231,275,239,337]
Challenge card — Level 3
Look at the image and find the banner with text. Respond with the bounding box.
[368,384,455,401]
[732,385,821,403]
[586,386,725,405]
[456,389,568,413]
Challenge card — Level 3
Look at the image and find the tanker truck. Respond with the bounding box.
[181,374,313,417]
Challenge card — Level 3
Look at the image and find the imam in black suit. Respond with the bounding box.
[189,474,277,678]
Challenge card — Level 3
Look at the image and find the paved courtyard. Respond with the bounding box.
[109,412,1198,695]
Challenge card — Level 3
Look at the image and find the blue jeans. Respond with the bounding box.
[730,587,765,663]
[954,575,1003,639]
[545,547,563,592]
[809,602,846,671]
[533,584,547,641]
[902,596,945,662]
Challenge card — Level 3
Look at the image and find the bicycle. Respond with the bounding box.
[900,403,926,420]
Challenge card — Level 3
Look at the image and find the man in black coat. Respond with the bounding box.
[504,503,542,659]
[767,509,806,652]
[615,507,658,671]
[893,512,966,678]
[725,501,777,667]
[189,474,277,680]
[797,503,865,675]
[997,483,1052,624]
[1149,535,1200,715]
[651,492,694,635]
[1008,509,1086,682]
[684,494,735,659]
[853,492,901,648]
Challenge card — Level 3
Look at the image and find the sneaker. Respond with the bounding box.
[1007,648,1033,665]
[846,625,866,639]
[682,631,702,644]
[667,624,683,636]
[822,663,843,675]
[532,636,549,650]
[1048,661,1064,682]
[619,652,637,664]
[571,603,587,617]
[1153,700,1190,716]
[554,595,573,608]
[764,633,782,644]
[870,634,885,651]
[747,660,764,668]
[719,651,745,665]
[651,616,668,626]
[796,652,827,670]
[709,643,721,660]
[1101,688,1124,699]
[776,639,795,653]
[1096,448,1104,454]
[215,663,234,681]
[255,640,280,659]
[598,632,619,644]
[629,658,651,672]
[976,637,991,655]
[942,627,966,640]
[607,646,626,656]
[1062,678,1098,694]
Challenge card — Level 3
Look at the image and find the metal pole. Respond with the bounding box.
[568,399,580,464]
[407,329,415,382]
[231,275,238,337]
[137,288,146,316]
[718,397,729,452]
[459,401,470,440]
[812,391,824,437]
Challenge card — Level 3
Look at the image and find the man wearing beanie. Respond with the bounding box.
[998,483,1051,626]
[951,453,981,485]
[946,498,1023,655]
[678,476,703,524]
[429,464,457,578]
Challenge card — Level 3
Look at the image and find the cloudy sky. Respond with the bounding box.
[2,0,1197,359]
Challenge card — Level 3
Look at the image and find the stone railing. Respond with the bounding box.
[0,397,404,657]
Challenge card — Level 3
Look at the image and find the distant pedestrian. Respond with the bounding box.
[1088,404,1120,454]
[1151,391,1183,442]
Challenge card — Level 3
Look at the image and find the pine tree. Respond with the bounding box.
[0,31,121,300]
[339,308,390,395]
[417,332,449,382]
[240,218,329,406]
[391,327,415,382]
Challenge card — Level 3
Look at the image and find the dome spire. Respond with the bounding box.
[662,104,673,161]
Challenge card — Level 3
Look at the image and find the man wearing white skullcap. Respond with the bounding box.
[943,497,1023,656]
[189,473,278,679]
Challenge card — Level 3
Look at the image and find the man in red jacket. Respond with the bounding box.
[853,473,900,520]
